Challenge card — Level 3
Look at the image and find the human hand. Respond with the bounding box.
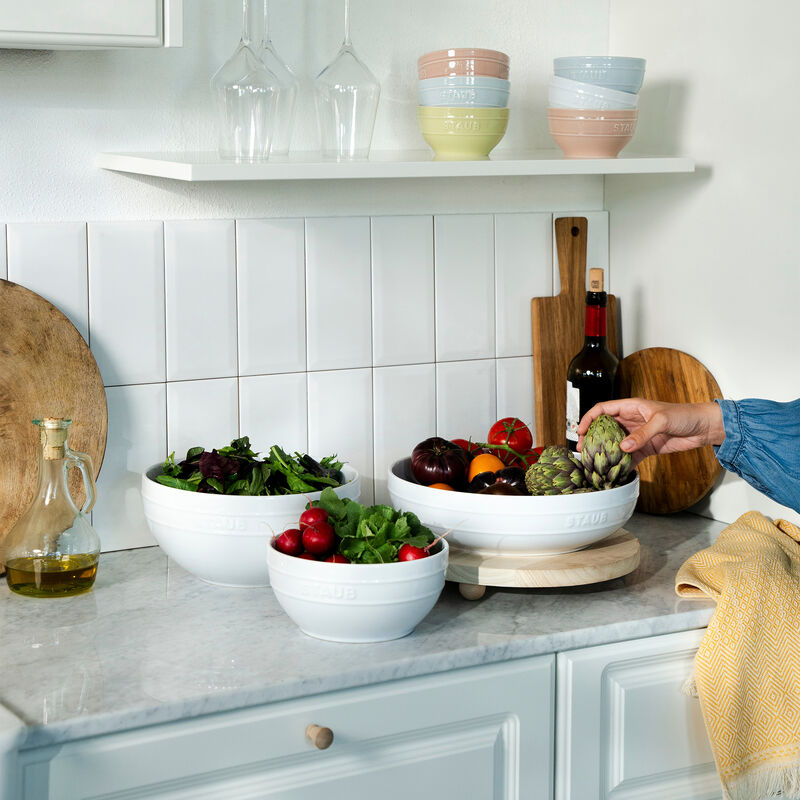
[576,399,725,466]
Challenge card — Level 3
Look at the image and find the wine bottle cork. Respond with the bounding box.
[589,268,604,292]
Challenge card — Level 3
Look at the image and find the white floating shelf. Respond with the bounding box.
[95,150,695,182]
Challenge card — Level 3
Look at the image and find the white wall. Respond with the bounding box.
[0,0,608,221]
[607,0,800,525]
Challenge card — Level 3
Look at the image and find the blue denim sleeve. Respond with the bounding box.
[714,398,800,513]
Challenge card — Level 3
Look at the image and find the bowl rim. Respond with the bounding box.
[547,108,638,118]
[142,462,359,501]
[388,456,638,507]
[419,48,510,65]
[418,75,511,89]
[549,75,640,101]
[553,56,646,69]
[267,535,448,572]
[417,106,510,117]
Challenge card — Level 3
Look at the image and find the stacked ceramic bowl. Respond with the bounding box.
[417,48,511,160]
[547,56,645,158]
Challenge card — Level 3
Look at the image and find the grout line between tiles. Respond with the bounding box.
[232,219,241,439]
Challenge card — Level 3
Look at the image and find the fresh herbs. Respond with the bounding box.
[156,437,345,496]
[312,488,435,564]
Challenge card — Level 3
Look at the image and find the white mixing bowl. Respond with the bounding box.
[141,464,360,587]
[387,458,638,556]
[267,538,448,643]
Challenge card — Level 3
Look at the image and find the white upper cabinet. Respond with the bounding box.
[0,0,182,49]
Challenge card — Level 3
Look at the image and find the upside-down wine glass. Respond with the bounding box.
[256,0,299,157]
[313,0,381,161]
[211,0,280,161]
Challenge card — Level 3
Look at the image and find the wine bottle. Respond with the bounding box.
[565,268,618,452]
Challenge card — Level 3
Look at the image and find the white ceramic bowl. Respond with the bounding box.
[387,458,638,556]
[548,75,638,110]
[553,56,646,94]
[418,76,510,107]
[140,464,360,588]
[267,539,448,643]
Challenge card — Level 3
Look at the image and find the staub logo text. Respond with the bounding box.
[565,511,609,528]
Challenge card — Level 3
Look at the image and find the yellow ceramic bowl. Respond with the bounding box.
[417,106,509,160]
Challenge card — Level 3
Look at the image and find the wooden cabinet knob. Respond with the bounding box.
[306,724,334,750]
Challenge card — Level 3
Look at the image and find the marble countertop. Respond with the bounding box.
[0,512,722,751]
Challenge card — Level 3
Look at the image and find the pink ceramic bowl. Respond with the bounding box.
[418,48,510,80]
[547,109,638,158]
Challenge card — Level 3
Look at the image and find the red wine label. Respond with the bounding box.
[566,380,580,443]
[585,305,607,337]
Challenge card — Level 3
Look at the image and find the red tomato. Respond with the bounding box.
[516,447,544,468]
[451,438,484,456]
[487,418,533,454]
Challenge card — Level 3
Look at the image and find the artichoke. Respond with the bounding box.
[580,414,633,489]
[525,445,590,495]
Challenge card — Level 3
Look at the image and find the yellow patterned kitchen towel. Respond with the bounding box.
[676,511,800,800]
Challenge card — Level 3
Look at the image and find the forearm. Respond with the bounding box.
[714,398,800,513]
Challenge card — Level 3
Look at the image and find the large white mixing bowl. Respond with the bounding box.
[141,464,360,587]
[388,458,638,556]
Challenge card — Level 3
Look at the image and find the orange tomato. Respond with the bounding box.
[467,453,505,482]
[428,482,455,491]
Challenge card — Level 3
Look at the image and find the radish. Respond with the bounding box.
[302,521,335,555]
[298,506,329,531]
[274,528,303,556]
[398,543,429,561]
[324,554,350,563]
[297,552,317,560]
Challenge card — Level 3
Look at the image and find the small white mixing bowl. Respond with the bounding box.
[141,464,360,587]
[387,458,637,556]
[267,538,448,643]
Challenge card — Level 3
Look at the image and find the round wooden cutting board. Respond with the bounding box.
[0,280,108,568]
[617,347,722,514]
[447,529,640,599]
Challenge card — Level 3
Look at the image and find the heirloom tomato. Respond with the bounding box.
[487,417,533,454]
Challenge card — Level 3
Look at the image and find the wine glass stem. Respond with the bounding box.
[261,0,269,44]
[343,0,351,46]
[241,0,251,45]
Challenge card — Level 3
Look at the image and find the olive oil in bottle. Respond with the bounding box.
[5,554,98,598]
[565,268,619,452]
[2,418,100,598]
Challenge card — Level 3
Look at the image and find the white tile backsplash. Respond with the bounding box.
[165,220,237,382]
[434,214,495,362]
[237,218,306,376]
[373,363,436,504]
[7,222,89,343]
[14,212,561,551]
[239,372,308,455]
[93,383,165,552]
[306,217,372,371]
[88,221,166,387]
[308,368,374,504]
[494,213,552,358]
[436,359,497,443]
[0,225,6,280]
[371,216,435,367]
[496,357,536,438]
[166,378,239,460]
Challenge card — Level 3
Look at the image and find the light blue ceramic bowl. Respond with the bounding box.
[553,56,646,94]
[418,76,510,108]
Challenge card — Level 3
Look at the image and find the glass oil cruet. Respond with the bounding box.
[2,418,100,598]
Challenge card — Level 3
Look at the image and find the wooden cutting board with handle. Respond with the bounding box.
[0,280,108,570]
[617,347,723,514]
[531,217,619,447]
